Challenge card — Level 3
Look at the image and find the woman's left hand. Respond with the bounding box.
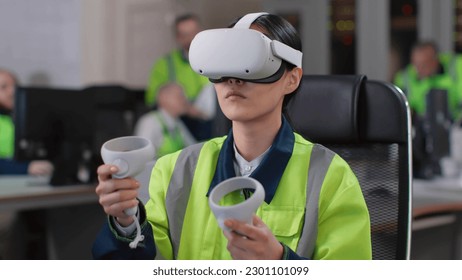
[223,214,283,260]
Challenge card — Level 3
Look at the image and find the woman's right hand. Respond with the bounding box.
[95,164,140,226]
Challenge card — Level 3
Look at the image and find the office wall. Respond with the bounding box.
[81,0,177,88]
[0,0,262,89]
[263,0,330,75]
[356,0,389,81]
[81,0,262,88]
[0,0,82,87]
[4,0,447,87]
[418,0,453,53]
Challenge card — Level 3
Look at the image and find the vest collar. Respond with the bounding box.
[0,108,11,116]
[179,49,189,63]
[158,108,179,130]
[207,117,295,204]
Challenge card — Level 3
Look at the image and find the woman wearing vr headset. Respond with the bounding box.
[93,12,371,260]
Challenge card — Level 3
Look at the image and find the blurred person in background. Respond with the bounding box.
[0,68,53,259]
[0,68,53,175]
[145,13,217,141]
[393,41,462,122]
[393,42,462,178]
[135,82,196,159]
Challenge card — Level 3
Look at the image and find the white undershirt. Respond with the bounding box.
[233,143,270,177]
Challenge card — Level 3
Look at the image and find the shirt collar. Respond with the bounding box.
[158,108,177,130]
[233,143,270,177]
[207,117,295,204]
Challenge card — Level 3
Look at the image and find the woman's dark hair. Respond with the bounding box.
[230,14,302,110]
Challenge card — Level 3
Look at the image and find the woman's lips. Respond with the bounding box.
[225,91,245,99]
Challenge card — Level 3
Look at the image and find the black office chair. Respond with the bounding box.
[286,75,412,260]
[83,85,138,150]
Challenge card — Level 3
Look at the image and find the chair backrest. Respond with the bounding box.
[286,75,412,260]
[83,85,138,152]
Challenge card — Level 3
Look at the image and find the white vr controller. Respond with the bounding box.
[100,136,265,242]
[209,177,265,232]
[100,136,154,249]
[100,136,154,215]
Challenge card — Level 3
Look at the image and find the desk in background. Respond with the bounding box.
[412,176,462,259]
[4,175,462,259]
[413,177,462,214]
[0,175,105,259]
[0,175,98,211]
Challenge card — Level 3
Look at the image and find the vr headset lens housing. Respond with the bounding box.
[189,27,302,83]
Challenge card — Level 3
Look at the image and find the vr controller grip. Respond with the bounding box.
[124,206,138,216]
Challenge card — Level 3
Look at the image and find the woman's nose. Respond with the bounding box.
[227,78,244,85]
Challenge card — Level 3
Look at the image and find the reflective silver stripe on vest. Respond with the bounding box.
[403,70,410,97]
[164,143,204,259]
[296,144,335,258]
[166,53,176,82]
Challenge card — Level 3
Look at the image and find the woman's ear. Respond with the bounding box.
[284,67,303,94]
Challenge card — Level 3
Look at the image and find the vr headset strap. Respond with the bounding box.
[234,12,268,29]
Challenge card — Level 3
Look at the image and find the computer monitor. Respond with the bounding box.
[83,85,139,154]
[13,87,97,186]
[425,89,451,159]
[412,89,451,178]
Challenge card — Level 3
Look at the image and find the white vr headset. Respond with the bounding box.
[189,12,303,83]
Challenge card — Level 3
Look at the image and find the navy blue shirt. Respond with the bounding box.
[0,159,29,175]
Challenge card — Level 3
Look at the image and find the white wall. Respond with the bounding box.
[418,0,454,53]
[263,0,330,74]
[81,0,262,88]
[81,0,178,88]
[0,0,81,87]
[2,0,425,88]
[0,0,262,89]
[356,0,390,81]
